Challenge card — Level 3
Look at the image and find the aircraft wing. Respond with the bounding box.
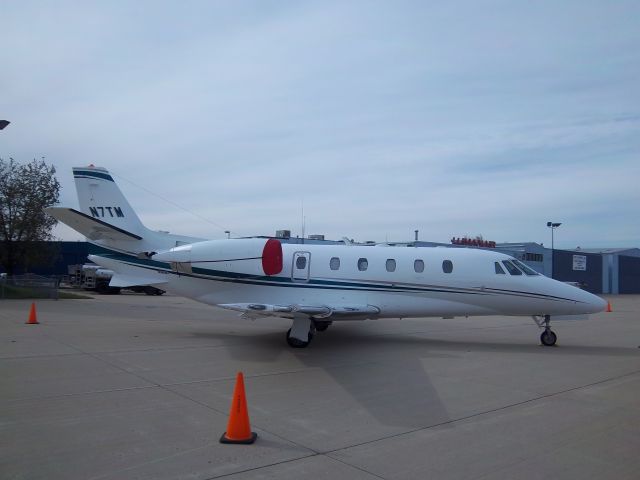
[45,207,142,241]
[218,303,380,320]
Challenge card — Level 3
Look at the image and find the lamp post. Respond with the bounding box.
[546,222,561,278]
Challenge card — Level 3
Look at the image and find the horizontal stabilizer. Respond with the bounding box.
[87,254,169,287]
[109,273,168,288]
[45,207,142,241]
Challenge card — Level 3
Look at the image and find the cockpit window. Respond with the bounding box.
[513,259,539,276]
[502,260,522,275]
[495,262,505,274]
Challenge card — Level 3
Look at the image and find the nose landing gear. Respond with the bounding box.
[540,328,557,346]
[535,314,557,346]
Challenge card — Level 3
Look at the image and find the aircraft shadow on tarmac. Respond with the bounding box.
[188,329,451,429]
[187,325,638,429]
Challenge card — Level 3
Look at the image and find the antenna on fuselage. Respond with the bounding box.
[300,198,305,244]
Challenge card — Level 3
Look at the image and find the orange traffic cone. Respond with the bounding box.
[220,372,257,444]
[606,301,612,313]
[26,303,39,325]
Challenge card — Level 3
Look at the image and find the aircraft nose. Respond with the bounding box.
[550,280,608,315]
[592,294,608,313]
[579,289,607,313]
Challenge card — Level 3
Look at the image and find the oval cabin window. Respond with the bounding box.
[358,258,368,271]
[442,260,453,273]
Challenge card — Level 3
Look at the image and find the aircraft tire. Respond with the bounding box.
[540,330,557,347]
[286,328,312,348]
[314,321,331,332]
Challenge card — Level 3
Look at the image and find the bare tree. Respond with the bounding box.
[0,158,61,275]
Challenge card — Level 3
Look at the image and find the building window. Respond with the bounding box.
[525,253,543,262]
[357,258,368,271]
[386,259,396,272]
[414,259,424,273]
[296,256,307,270]
[495,262,505,274]
[442,260,453,273]
[330,257,340,270]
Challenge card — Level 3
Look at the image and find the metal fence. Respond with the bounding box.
[0,274,59,300]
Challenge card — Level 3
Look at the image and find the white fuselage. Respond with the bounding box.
[93,239,606,320]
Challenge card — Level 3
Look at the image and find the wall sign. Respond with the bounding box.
[573,255,587,271]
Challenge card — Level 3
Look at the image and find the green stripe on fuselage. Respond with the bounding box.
[88,244,577,301]
[88,245,485,295]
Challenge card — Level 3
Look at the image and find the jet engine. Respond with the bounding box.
[152,238,283,276]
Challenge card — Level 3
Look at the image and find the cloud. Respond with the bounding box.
[2,0,639,248]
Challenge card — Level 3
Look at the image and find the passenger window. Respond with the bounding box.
[386,259,396,272]
[296,256,307,270]
[357,258,368,271]
[513,259,539,276]
[502,260,522,275]
[495,262,505,274]
[330,257,340,270]
[414,259,424,273]
[442,260,453,273]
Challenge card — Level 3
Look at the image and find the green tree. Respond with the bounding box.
[0,158,61,275]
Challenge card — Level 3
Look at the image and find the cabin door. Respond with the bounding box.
[291,251,311,282]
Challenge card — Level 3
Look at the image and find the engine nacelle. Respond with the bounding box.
[152,238,283,276]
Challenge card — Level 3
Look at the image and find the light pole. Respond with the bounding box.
[546,222,561,278]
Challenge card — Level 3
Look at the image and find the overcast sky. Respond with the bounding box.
[2,1,639,248]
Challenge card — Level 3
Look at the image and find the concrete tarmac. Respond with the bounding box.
[1,293,639,479]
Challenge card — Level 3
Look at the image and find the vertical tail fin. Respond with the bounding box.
[46,165,206,254]
[72,166,147,238]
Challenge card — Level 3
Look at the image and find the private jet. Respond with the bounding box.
[46,166,607,348]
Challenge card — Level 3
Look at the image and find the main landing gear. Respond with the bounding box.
[286,328,313,348]
[314,321,332,332]
[536,314,557,347]
[285,319,332,348]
